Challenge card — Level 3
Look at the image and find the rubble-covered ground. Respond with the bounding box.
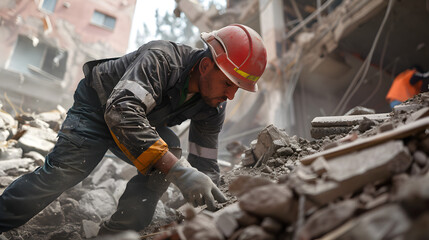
[1,93,429,240]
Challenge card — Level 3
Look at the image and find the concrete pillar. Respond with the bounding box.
[259,0,285,62]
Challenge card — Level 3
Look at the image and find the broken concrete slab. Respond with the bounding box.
[295,140,411,205]
[311,113,390,127]
[311,126,353,139]
[301,117,429,165]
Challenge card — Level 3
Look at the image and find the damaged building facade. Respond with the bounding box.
[176,0,429,142]
[0,0,136,113]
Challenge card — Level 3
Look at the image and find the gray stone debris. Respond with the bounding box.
[0,107,179,239]
[163,94,429,240]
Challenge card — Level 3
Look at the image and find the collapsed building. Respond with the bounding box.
[1,0,429,239]
[0,0,136,113]
[175,0,429,146]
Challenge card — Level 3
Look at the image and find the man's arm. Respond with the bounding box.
[104,47,226,209]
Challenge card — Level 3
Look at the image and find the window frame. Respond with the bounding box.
[39,0,58,13]
[90,10,117,30]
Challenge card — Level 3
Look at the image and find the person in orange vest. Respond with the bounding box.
[386,65,428,108]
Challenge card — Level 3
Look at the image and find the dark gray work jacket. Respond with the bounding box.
[82,40,226,174]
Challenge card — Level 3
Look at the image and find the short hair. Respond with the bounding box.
[203,48,219,70]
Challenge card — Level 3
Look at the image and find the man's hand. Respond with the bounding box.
[165,158,227,211]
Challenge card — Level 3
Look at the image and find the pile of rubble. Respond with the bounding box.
[0,105,179,240]
[2,92,429,240]
[161,93,429,240]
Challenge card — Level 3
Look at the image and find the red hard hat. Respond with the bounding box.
[201,24,267,92]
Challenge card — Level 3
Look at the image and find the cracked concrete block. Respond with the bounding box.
[253,125,289,161]
[298,199,358,239]
[294,140,411,205]
[228,175,274,197]
[337,204,411,240]
[16,133,55,156]
[238,184,295,223]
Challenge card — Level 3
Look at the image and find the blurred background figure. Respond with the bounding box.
[385,65,429,109]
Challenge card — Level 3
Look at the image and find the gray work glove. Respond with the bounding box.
[166,158,227,211]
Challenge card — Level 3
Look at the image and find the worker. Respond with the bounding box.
[0,24,267,234]
[385,66,426,108]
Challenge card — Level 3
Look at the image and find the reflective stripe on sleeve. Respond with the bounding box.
[109,130,168,174]
[117,80,156,113]
[188,141,217,159]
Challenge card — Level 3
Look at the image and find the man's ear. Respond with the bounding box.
[199,57,214,76]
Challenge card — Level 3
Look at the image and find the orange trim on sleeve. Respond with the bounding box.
[109,130,169,174]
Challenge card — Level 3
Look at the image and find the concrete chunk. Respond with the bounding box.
[16,134,55,155]
[295,141,411,205]
[253,125,289,163]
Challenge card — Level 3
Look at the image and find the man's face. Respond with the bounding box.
[199,59,239,107]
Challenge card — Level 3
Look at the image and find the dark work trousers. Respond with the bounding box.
[0,78,180,232]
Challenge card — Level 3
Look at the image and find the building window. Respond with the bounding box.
[8,35,68,80]
[40,0,57,13]
[91,11,116,30]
